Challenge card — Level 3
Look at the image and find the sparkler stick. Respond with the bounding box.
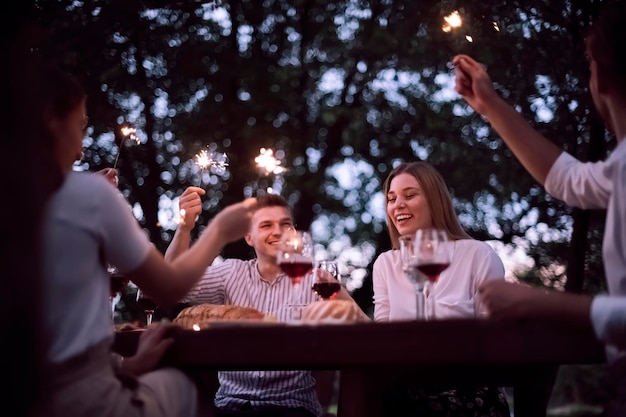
[113,126,139,170]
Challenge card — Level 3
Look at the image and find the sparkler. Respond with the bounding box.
[442,10,473,51]
[441,10,462,33]
[194,149,229,175]
[253,148,286,195]
[254,148,284,176]
[113,126,140,170]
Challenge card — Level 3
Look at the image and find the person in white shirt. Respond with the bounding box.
[453,2,626,415]
[38,62,258,417]
[373,161,510,417]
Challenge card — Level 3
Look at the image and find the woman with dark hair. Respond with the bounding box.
[35,62,257,417]
[373,161,510,416]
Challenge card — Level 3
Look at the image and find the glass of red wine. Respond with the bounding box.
[136,287,158,326]
[312,260,341,300]
[414,227,451,319]
[108,264,129,322]
[277,229,314,319]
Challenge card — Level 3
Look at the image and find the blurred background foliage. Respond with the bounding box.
[26,0,616,412]
[29,0,613,309]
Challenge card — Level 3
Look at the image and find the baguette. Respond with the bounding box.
[173,303,265,329]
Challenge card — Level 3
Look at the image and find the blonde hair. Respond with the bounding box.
[383,161,471,249]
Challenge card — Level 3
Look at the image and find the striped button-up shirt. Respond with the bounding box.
[183,258,323,416]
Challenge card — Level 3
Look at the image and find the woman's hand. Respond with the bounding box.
[96,168,119,187]
[122,323,174,375]
[212,197,258,243]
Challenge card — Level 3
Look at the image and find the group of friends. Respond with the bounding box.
[6,2,626,417]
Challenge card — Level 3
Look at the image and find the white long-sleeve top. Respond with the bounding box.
[373,239,505,322]
[545,139,626,362]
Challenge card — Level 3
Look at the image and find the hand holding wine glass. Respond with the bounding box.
[312,260,341,300]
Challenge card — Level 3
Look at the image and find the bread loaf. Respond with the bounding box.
[173,303,265,329]
[301,299,365,322]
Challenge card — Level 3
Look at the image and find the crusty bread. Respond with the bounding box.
[173,303,265,329]
[301,299,366,322]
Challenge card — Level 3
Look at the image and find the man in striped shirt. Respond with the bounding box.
[165,189,324,417]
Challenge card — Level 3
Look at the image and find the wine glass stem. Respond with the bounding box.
[290,282,303,320]
[414,283,426,320]
[145,311,154,326]
[110,297,115,321]
[425,281,436,320]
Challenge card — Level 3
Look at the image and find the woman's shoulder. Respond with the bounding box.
[454,239,498,256]
[373,249,400,268]
[65,171,115,195]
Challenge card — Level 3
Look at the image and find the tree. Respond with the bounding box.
[33,0,611,311]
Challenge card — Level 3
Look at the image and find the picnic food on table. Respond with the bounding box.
[173,303,267,329]
[302,299,365,322]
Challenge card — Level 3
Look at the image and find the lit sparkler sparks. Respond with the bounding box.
[255,148,285,176]
[120,126,140,144]
[252,148,286,195]
[113,125,140,169]
[194,149,229,175]
[442,10,462,32]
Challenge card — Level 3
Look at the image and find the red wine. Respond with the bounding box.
[312,282,341,299]
[110,274,129,297]
[279,261,313,284]
[416,263,450,283]
[137,297,158,312]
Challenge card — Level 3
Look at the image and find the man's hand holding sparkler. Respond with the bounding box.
[453,54,502,118]
[178,186,205,231]
[165,186,206,262]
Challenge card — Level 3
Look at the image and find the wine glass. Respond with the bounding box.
[399,235,428,320]
[312,260,341,300]
[414,227,451,319]
[277,229,314,319]
[107,264,129,322]
[136,287,158,326]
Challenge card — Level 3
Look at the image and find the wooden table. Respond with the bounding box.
[114,318,605,417]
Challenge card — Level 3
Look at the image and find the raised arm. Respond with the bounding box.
[164,186,206,262]
[128,198,258,306]
[453,54,563,185]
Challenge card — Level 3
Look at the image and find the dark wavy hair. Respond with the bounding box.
[586,1,626,96]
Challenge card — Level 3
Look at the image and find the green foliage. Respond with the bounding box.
[30,0,612,303]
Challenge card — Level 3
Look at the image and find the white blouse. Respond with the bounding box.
[372,239,505,322]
